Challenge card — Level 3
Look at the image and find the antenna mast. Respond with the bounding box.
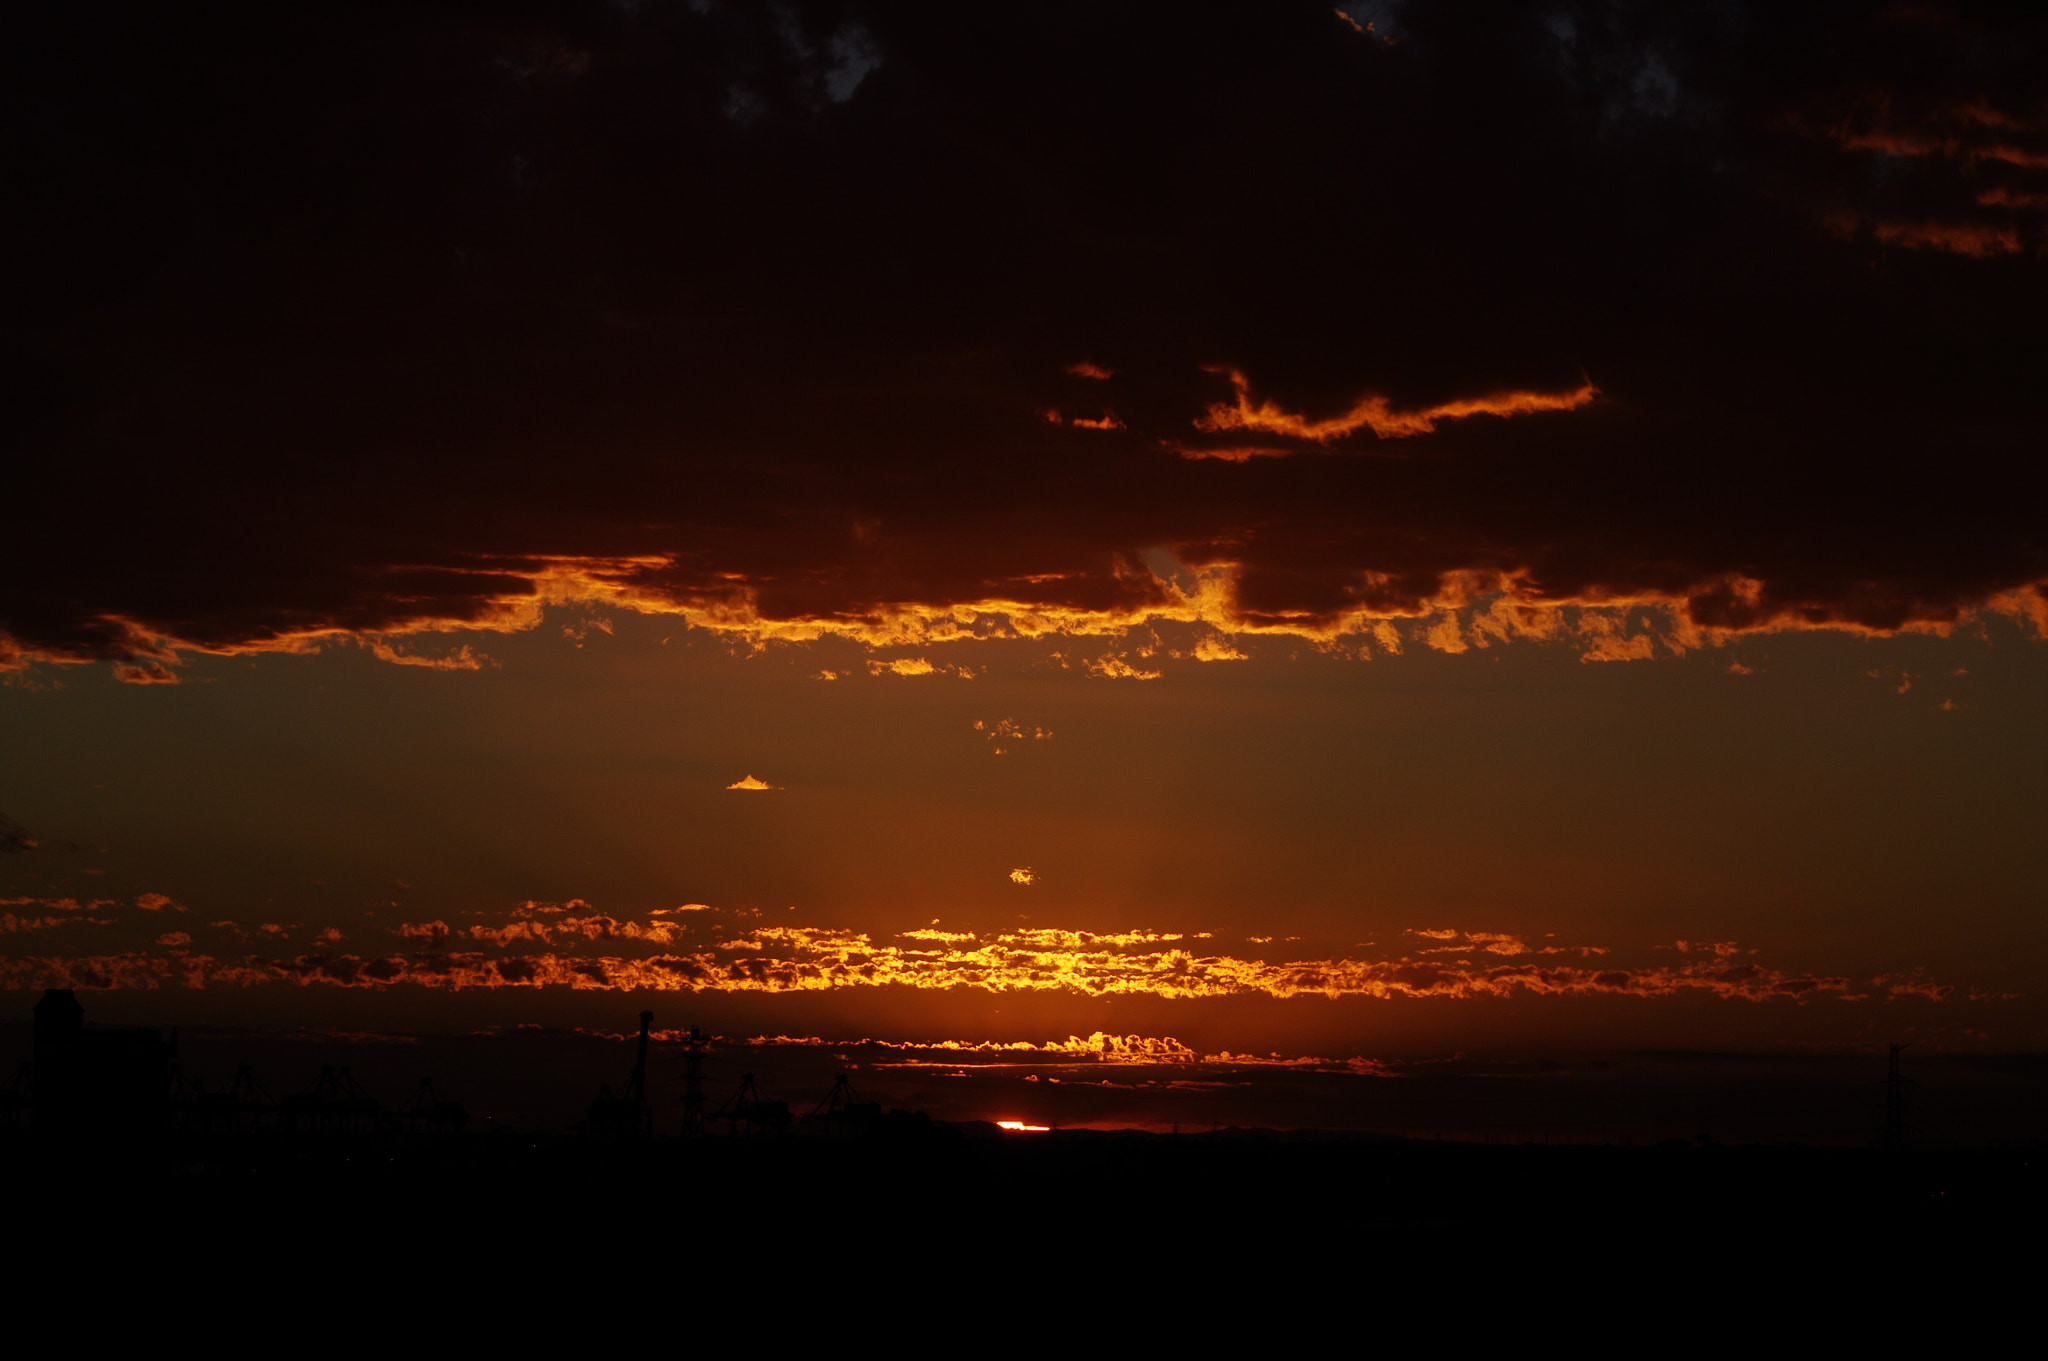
[1881,1042,1911,1151]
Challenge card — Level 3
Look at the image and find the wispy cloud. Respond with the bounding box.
[364,639,491,671]
[1192,369,1598,444]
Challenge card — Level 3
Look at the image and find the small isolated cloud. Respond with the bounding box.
[1727,661,1754,674]
[1010,867,1035,885]
[155,932,190,947]
[135,893,185,912]
[866,657,976,679]
[974,718,1052,754]
[726,775,778,791]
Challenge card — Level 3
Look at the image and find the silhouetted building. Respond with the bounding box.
[31,988,176,1138]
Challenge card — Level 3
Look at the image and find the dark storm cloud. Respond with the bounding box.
[5,1,2044,665]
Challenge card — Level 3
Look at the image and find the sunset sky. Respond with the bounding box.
[4,2,2044,1126]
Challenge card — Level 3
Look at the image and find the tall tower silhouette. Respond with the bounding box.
[1880,1042,1911,1150]
[679,1026,707,1136]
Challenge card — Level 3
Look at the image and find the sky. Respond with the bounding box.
[4,1,2045,1130]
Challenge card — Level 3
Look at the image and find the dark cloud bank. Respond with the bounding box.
[7,0,2045,666]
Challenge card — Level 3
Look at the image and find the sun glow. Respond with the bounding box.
[996,1120,1051,1132]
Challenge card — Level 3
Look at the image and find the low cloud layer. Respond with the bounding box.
[7,2,2045,671]
[0,899,1956,1009]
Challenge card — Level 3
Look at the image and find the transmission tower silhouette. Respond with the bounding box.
[679,1026,707,1137]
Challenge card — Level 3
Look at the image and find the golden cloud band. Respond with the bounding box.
[0,927,1933,1005]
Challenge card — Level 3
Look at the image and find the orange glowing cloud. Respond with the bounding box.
[736,1030,1202,1065]
[726,775,778,791]
[1193,369,1598,444]
[973,718,1052,753]
[1826,213,2023,258]
[365,639,492,671]
[1817,101,2048,171]
[0,909,1932,1009]
[711,1031,1419,1078]
[112,661,179,685]
[865,657,976,679]
[2,913,105,933]
[1191,636,1247,661]
[1082,654,1161,680]
[1166,443,1298,463]
[1407,928,1606,959]
[9,4,2045,687]
[1793,92,2048,258]
[11,519,2044,688]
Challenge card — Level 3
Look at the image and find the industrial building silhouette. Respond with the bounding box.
[11,989,894,1145]
[0,990,2028,1255]
[29,988,175,1138]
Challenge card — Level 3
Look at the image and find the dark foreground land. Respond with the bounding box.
[9,1124,2040,1289]
[7,994,2042,1300]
